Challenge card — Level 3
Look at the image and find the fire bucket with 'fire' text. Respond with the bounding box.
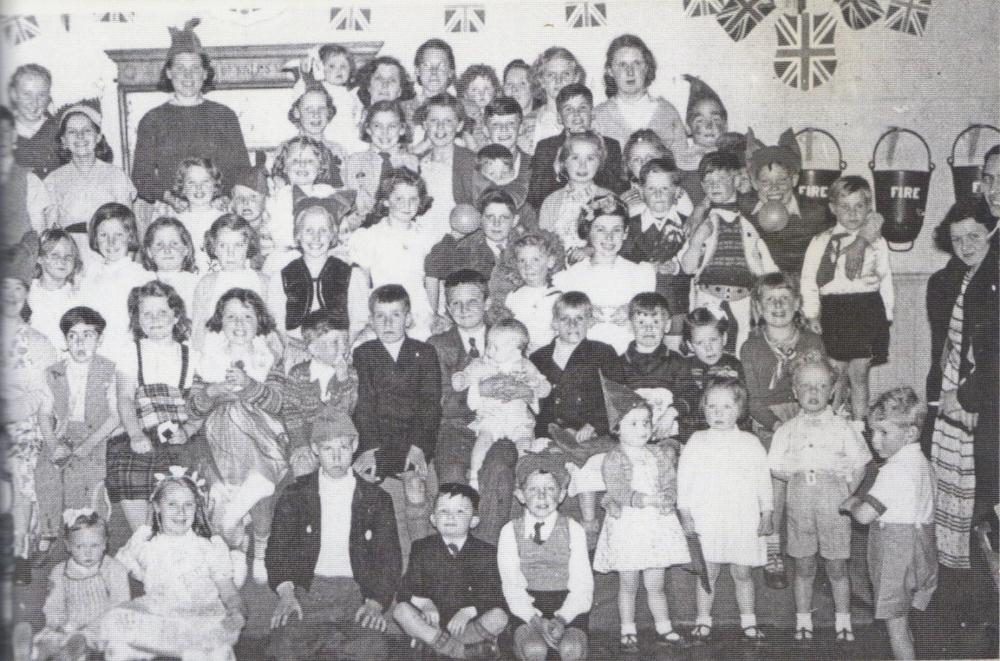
[795,128,846,202]
[947,124,1000,206]
[869,128,935,252]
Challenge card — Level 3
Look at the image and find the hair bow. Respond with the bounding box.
[63,507,96,528]
[152,465,208,499]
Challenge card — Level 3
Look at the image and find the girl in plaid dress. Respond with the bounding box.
[106,280,198,532]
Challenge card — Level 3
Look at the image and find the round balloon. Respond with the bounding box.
[757,200,790,232]
[450,203,481,236]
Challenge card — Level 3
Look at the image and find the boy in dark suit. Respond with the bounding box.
[393,483,509,659]
[527,84,626,211]
[265,411,401,661]
[353,284,442,562]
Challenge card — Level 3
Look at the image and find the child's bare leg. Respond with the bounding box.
[825,558,853,636]
[458,608,509,644]
[617,570,640,635]
[793,555,817,631]
[392,602,442,645]
[885,615,915,660]
[120,499,149,531]
[730,564,756,615]
[12,498,31,559]
[846,358,871,421]
[514,623,549,661]
[559,628,587,661]
[578,491,598,532]
[468,433,493,491]
[643,567,678,636]
[694,562,722,625]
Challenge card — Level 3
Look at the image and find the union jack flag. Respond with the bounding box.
[1,15,39,46]
[717,0,774,41]
[683,0,724,18]
[836,0,883,29]
[565,2,607,28]
[774,12,838,91]
[330,6,371,31]
[97,13,135,23]
[444,5,486,32]
[885,0,931,37]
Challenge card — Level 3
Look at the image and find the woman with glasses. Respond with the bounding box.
[593,35,688,159]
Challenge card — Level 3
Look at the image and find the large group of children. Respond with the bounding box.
[1,21,944,661]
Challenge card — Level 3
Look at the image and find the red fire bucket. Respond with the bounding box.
[869,128,935,252]
[795,128,846,202]
[947,124,1000,206]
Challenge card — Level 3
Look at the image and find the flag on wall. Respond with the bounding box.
[683,0,724,17]
[885,0,931,36]
[444,5,486,32]
[215,8,287,26]
[330,6,371,30]
[565,2,608,28]
[97,13,135,23]
[1,15,39,46]
[717,0,775,41]
[774,11,837,91]
[835,0,883,29]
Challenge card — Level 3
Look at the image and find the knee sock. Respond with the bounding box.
[620,622,637,636]
[252,535,268,584]
[740,614,757,630]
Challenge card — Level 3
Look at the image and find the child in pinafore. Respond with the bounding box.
[94,467,245,661]
[593,378,690,654]
[31,510,129,661]
[36,307,124,551]
[190,288,288,586]
[677,378,773,644]
[452,318,551,489]
[845,387,937,660]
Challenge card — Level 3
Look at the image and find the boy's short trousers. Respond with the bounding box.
[511,589,589,634]
[868,522,937,620]
[786,471,852,559]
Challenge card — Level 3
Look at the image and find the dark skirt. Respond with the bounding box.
[820,291,890,364]
[104,433,197,502]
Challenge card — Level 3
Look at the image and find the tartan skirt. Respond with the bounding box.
[104,433,197,502]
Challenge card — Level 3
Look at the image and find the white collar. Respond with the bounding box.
[640,207,685,233]
[523,510,558,536]
[381,338,404,360]
[319,468,356,490]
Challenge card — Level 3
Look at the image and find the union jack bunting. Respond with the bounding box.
[444,5,486,32]
[717,0,775,41]
[835,0,884,29]
[774,11,838,91]
[97,13,135,23]
[565,2,608,28]
[330,6,371,31]
[683,0,724,18]
[885,0,931,36]
[0,15,39,46]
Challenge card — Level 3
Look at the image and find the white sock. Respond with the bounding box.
[835,612,853,632]
[695,615,713,628]
[620,622,637,636]
[253,555,268,585]
[796,612,813,631]
[740,614,757,630]
[654,620,674,635]
[231,550,247,588]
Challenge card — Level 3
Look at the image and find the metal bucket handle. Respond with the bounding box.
[947,124,1000,166]
[869,127,934,172]
[795,128,847,170]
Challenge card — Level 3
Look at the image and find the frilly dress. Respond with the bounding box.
[93,526,241,661]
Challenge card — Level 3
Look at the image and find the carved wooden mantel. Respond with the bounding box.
[105,41,384,172]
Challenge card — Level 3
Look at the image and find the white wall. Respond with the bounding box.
[3,0,998,276]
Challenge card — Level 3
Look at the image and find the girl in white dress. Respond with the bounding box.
[140,216,200,318]
[94,467,244,661]
[347,168,437,340]
[80,204,152,358]
[162,158,228,273]
[593,392,690,653]
[416,93,465,244]
[29,228,83,351]
[526,47,586,152]
[552,196,655,354]
[190,215,271,351]
[677,378,773,644]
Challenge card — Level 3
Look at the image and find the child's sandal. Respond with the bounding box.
[655,630,690,649]
[620,634,640,654]
[742,625,766,644]
[835,629,855,644]
[689,624,713,644]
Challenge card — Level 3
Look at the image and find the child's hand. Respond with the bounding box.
[431,314,453,336]
[404,445,428,476]
[655,259,680,276]
[270,592,303,629]
[225,363,251,391]
[575,424,597,443]
[420,602,440,628]
[543,616,566,647]
[805,317,822,335]
[757,510,774,536]
[452,371,470,391]
[447,607,476,637]
[690,215,714,245]
[353,448,379,482]
[400,470,427,505]
[355,599,388,632]
[735,170,753,194]
[620,187,642,208]
[566,246,590,265]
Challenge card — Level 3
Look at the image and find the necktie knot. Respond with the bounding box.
[468,337,480,359]
[532,521,544,545]
[447,543,459,557]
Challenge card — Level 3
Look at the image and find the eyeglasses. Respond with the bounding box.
[756,176,793,191]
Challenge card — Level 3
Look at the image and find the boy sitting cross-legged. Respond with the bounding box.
[394,482,509,660]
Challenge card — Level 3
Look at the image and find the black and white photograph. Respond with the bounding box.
[1,0,997,658]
